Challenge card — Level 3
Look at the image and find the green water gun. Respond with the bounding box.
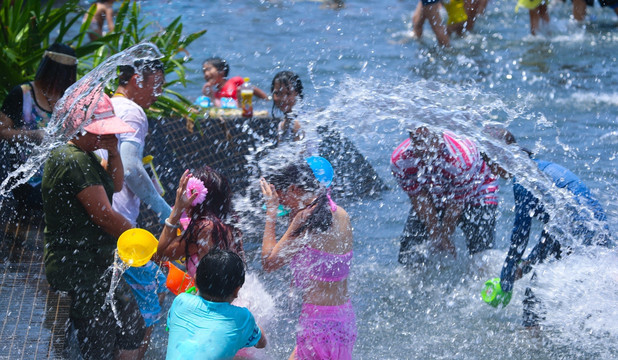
[481,278,512,308]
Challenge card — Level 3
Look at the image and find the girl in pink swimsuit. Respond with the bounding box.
[260,159,356,360]
[157,167,243,277]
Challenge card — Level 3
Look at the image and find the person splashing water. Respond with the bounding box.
[260,156,356,360]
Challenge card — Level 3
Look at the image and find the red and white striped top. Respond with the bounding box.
[391,131,499,206]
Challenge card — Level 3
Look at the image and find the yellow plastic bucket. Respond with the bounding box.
[117,228,158,267]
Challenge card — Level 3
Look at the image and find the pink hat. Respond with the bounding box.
[83,94,136,135]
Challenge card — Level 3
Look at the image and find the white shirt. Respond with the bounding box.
[111,96,149,225]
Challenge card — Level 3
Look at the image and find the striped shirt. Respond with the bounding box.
[391,131,498,206]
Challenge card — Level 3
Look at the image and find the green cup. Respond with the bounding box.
[481,278,512,307]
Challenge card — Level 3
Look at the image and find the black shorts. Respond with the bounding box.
[69,279,146,359]
[398,204,497,265]
[421,0,441,6]
[599,0,618,7]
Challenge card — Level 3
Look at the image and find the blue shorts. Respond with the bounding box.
[123,261,168,327]
[421,0,441,6]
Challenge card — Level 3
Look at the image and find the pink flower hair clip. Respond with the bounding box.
[186,176,208,207]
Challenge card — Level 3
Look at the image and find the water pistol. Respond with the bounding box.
[481,277,512,308]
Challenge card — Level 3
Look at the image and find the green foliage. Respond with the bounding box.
[0,0,83,100]
[1,0,206,128]
[77,0,207,127]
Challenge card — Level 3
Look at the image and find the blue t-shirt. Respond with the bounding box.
[500,160,610,292]
[166,292,261,360]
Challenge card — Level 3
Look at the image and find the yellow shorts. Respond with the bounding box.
[443,0,468,25]
[515,0,548,11]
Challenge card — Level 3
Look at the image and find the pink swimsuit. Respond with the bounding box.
[186,253,200,279]
[292,246,357,360]
[291,247,352,289]
[290,203,357,360]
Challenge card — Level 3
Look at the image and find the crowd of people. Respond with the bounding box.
[0,2,614,359]
[412,0,618,45]
[0,41,353,358]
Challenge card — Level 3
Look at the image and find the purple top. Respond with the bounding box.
[291,247,353,289]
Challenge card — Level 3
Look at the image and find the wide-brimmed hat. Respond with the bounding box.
[83,94,136,135]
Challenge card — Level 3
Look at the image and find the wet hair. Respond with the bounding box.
[483,124,534,157]
[203,57,229,77]
[181,166,243,259]
[117,59,164,86]
[195,248,245,299]
[35,43,77,97]
[270,71,303,99]
[267,161,332,237]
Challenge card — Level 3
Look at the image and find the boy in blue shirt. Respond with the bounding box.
[482,126,611,326]
[166,249,267,359]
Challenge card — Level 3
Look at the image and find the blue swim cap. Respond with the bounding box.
[306,156,334,188]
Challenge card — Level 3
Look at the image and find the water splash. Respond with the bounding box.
[102,251,131,327]
[312,77,612,249]
[528,249,618,357]
[0,43,163,203]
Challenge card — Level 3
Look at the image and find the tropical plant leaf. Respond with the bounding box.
[1,0,206,124]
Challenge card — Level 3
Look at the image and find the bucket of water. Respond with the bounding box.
[117,228,158,267]
[165,261,195,296]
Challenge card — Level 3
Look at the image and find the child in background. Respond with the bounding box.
[572,0,618,22]
[260,157,357,360]
[271,71,304,142]
[443,0,469,36]
[165,249,267,359]
[83,0,115,41]
[157,168,243,277]
[411,0,472,40]
[515,0,549,35]
[201,57,269,108]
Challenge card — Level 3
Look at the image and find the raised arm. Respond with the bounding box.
[259,178,307,272]
[156,170,197,261]
[76,185,132,238]
[97,135,124,192]
[253,86,269,100]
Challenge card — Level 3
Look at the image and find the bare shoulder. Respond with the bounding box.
[334,206,350,221]
[333,206,352,233]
